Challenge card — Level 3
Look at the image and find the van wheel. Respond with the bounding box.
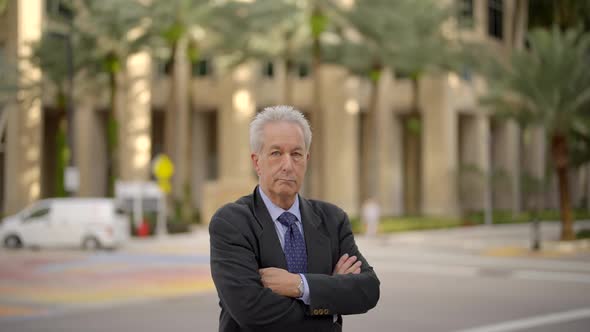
[4,235,23,249]
[82,237,101,251]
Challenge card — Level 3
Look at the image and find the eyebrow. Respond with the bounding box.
[269,145,304,152]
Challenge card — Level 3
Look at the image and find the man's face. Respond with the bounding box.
[252,121,309,203]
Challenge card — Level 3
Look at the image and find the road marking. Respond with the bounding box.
[514,270,590,284]
[453,307,590,332]
[0,305,38,316]
[376,262,478,277]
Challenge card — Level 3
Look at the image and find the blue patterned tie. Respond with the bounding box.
[277,212,307,273]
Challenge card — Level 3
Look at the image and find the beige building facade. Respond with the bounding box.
[2,0,589,221]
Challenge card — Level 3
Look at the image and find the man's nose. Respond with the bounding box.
[280,154,294,171]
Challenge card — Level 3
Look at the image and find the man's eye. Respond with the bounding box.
[270,151,281,156]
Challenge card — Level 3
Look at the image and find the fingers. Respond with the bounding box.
[335,253,349,270]
[335,255,355,274]
[348,261,362,274]
[334,254,362,275]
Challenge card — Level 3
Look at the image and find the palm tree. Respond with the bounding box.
[214,0,348,199]
[30,32,78,197]
[339,0,457,208]
[71,0,151,196]
[147,0,213,161]
[482,27,590,240]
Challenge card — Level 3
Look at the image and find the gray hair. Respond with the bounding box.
[249,105,312,153]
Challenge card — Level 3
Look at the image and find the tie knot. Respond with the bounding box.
[277,212,298,227]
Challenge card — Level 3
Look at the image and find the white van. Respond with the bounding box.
[0,198,130,250]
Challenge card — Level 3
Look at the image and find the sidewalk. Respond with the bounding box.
[357,220,590,259]
[125,227,210,255]
[125,220,590,259]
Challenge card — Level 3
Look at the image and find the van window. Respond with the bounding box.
[23,207,51,222]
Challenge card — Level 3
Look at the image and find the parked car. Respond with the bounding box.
[0,198,130,250]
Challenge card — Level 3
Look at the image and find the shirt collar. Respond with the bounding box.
[258,186,301,223]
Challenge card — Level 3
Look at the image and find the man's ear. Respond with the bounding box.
[306,152,310,161]
[251,153,260,174]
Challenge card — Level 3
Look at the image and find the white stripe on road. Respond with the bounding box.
[453,307,590,332]
[376,262,478,277]
[514,270,590,284]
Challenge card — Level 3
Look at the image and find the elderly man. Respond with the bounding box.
[209,105,380,332]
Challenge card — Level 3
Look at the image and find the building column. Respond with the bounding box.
[3,0,43,215]
[119,51,152,181]
[190,111,209,211]
[459,113,491,212]
[374,69,401,216]
[76,97,106,196]
[321,65,359,216]
[492,120,521,213]
[202,63,257,224]
[421,75,459,216]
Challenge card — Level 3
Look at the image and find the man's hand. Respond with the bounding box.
[333,253,362,275]
[259,267,301,298]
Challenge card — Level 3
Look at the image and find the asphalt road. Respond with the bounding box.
[1,223,590,332]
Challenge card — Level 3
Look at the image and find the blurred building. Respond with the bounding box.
[1,0,588,221]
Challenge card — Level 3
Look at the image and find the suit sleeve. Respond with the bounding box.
[304,210,380,315]
[209,213,306,328]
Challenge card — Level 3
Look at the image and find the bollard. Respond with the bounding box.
[531,218,541,251]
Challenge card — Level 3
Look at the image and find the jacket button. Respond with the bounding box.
[313,309,319,315]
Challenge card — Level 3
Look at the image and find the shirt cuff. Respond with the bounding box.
[298,274,310,305]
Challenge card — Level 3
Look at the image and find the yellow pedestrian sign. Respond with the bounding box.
[152,154,174,193]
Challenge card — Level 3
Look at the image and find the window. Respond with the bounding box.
[23,207,51,221]
[262,61,274,78]
[46,0,74,20]
[193,58,212,77]
[488,0,503,39]
[298,63,309,78]
[458,0,474,28]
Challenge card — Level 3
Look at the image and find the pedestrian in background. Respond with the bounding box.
[362,198,380,237]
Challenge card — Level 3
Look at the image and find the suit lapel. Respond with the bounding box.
[252,187,288,269]
[300,196,333,275]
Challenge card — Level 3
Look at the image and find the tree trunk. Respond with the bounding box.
[403,76,422,215]
[361,64,382,202]
[164,42,178,161]
[106,71,118,197]
[551,133,575,241]
[284,58,295,105]
[55,90,67,197]
[180,49,195,224]
[310,34,324,199]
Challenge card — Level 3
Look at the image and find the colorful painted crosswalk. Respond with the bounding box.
[0,249,214,321]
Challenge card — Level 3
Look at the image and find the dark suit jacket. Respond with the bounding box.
[209,187,380,332]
